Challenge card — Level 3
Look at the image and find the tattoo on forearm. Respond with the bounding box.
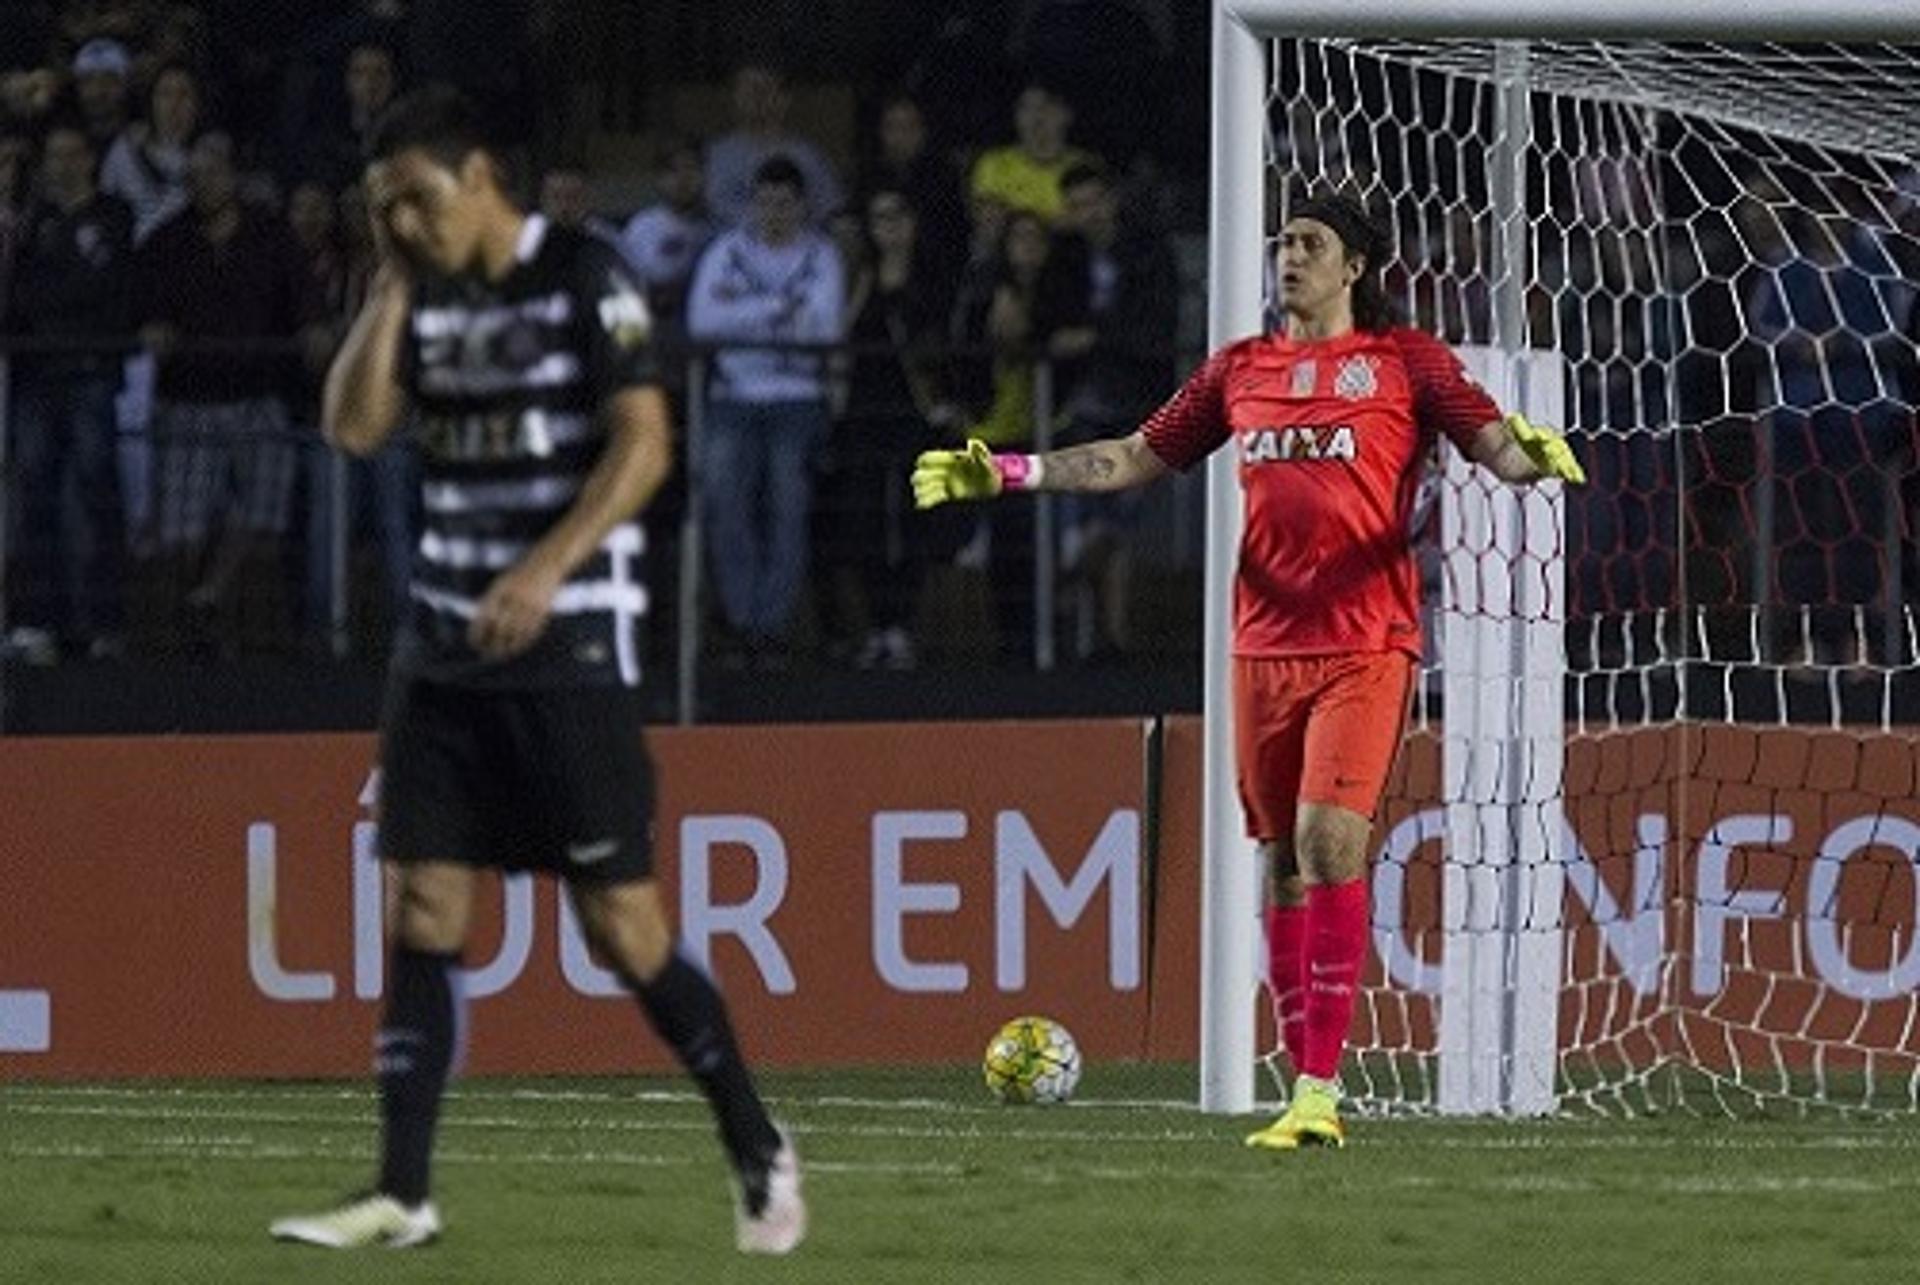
[1502,440,1541,482]
[1042,443,1121,491]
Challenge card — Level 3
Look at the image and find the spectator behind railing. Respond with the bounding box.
[1038,159,1179,658]
[823,186,963,670]
[99,60,201,244]
[300,176,416,652]
[945,207,1066,661]
[704,60,843,229]
[99,59,207,564]
[295,39,399,195]
[859,92,968,289]
[0,62,59,137]
[4,119,134,664]
[969,81,1097,225]
[617,134,715,396]
[685,155,844,666]
[949,208,1072,453]
[69,37,133,159]
[615,135,714,676]
[133,130,306,654]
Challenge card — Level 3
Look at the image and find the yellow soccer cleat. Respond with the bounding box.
[1244,1075,1346,1151]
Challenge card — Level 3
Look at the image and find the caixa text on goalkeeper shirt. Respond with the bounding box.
[1239,423,1359,463]
[242,771,1143,1005]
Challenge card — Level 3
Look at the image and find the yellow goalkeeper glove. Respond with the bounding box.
[912,438,1004,509]
[1506,413,1586,485]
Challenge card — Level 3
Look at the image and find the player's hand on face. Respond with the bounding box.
[469,561,563,659]
[363,163,415,282]
[911,438,1003,509]
[1507,413,1586,485]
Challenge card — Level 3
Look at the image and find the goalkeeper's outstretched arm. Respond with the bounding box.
[1023,432,1169,492]
[912,432,1169,508]
[1464,412,1587,486]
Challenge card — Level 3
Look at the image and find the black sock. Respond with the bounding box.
[377,945,462,1206]
[635,954,781,1175]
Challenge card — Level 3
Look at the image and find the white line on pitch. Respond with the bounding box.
[0,1141,965,1178]
[0,1101,1224,1143]
[0,1083,1204,1116]
[7,1139,1913,1197]
[6,1100,1914,1152]
[11,1084,1917,1135]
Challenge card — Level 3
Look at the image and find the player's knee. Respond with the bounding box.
[1270,873,1307,907]
[1295,799,1375,880]
[1294,821,1367,885]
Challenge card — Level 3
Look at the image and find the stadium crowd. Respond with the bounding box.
[2,1,1913,699]
[0,0,1195,675]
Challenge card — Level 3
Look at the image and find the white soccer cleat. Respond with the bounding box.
[269,1193,442,1249]
[734,1129,806,1255]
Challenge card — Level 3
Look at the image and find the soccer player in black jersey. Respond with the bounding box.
[270,87,804,1255]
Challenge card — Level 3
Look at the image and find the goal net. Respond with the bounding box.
[1238,31,1920,1115]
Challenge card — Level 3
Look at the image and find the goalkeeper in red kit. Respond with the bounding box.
[912,193,1584,1148]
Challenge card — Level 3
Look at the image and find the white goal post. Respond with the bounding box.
[1202,0,1920,1115]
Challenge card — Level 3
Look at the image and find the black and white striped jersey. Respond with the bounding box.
[394,215,660,688]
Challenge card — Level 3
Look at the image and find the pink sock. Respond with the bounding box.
[1299,880,1370,1081]
[1264,904,1309,1070]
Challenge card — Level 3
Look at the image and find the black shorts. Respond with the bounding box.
[377,676,655,884]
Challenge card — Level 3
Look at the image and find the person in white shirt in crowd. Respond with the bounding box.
[100,61,207,559]
[100,61,202,245]
[686,155,844,660]
[704,61,841,228]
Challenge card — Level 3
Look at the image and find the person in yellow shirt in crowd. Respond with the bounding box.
[969,82,1096,224]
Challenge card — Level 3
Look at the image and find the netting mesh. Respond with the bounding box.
[1262,37,1920,1114]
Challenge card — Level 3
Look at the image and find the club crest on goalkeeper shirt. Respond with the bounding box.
[1333,353,1378,399]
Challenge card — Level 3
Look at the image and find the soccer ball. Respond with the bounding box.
[982,1016,1082,1105]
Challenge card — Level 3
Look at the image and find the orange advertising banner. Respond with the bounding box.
[3,718,1916,1081]
[1360,723,1920,1075]
[2,722,1181,1079]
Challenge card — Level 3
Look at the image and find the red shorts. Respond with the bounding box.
[1232,651,1416,840]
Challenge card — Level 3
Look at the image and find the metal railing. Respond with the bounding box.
[12,330,1904,729]
[0,332,1209,728]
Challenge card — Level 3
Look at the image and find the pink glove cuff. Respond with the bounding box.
[991,453,1043,491]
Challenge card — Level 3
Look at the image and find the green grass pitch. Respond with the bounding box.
[5,1065,1918,1284]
